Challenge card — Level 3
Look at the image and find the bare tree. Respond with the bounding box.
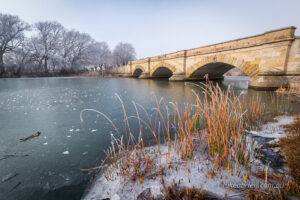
[88,41,112,67]
[0,13,136,76]
[33,21,65,73]
[60,30,94,72]
[0,13,30,74]
[112,42,136,67]
[3,38,31,75]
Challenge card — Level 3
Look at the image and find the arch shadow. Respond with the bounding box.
[189,62,237,80]
[133,68,143,77]
[152,67,173,78]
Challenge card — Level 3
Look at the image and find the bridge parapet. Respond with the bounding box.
[110,27,300,89]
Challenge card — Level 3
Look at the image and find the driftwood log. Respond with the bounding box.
[20,131,41,142]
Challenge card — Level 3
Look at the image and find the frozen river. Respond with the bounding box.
[0,77,298,200]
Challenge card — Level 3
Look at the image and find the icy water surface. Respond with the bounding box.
[0,77,299,200]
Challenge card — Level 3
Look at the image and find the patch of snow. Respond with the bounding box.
[272,147,280,153]
[267,138,280,145]
[62,151,69,155]
[111,194,120,200]
[149,185,163,198]
[84,115,296,200]
[83,144,266,200]
[248,116,294,138]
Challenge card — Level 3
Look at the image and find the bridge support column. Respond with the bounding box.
[249,74,300,89]
[121,73,133,77]
[169,72,186,81]
[139,72,151,79]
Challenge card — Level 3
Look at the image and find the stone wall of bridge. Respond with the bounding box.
[110,27,300,89]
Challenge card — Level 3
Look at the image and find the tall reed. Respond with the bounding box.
[81,80,266,180]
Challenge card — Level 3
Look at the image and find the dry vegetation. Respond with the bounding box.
[81,81,299,199]
[280,116,300,185]
[276,83,300,103]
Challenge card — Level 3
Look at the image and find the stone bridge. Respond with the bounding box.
[110,27,300,89]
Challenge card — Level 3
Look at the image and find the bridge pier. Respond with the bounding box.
[248,74,300,89]
[169,72,186,81]
[138,72,151,79]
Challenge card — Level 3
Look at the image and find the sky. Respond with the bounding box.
[0,0,300,59]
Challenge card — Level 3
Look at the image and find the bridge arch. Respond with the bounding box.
[150,62,176,78]
[132,65,145,77]
[186,55,259,79]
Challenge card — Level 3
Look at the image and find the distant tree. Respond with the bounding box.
[32,21,65,73]
[0,13,30,74]
[88,41,112,68]
[3,38,31,75]
[0,13,136,76]
[112,42,136,67]
[62,31,94,72]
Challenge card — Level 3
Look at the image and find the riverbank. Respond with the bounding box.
[84,116,298,200]
[0,71,107,78]
[82,82,300,199]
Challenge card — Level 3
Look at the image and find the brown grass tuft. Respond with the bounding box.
[280,116,300,185]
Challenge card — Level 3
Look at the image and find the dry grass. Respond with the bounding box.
[249,169,300,199]
[81,81,260,181]
[80,80,298,199]
[164,183,220,200]
[276,85,300,95]
[280,116,300,185]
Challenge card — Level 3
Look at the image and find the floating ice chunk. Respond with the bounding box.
[91,129,98,133]
[43,142,48,145]
[66,105,70,108]
[75,129,80,132]
[67,135,71,138]
[69,129,74,132]
[82,152,88,155]
[62,151,69,155]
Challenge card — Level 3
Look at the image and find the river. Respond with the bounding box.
[0,77,299,200]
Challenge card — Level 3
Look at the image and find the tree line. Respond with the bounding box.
[0,13,136,77]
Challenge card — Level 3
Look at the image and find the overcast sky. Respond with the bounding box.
[1,0,300,59]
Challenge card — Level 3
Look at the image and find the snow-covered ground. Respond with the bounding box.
[83,115,295,200]
[248,116,294,138]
